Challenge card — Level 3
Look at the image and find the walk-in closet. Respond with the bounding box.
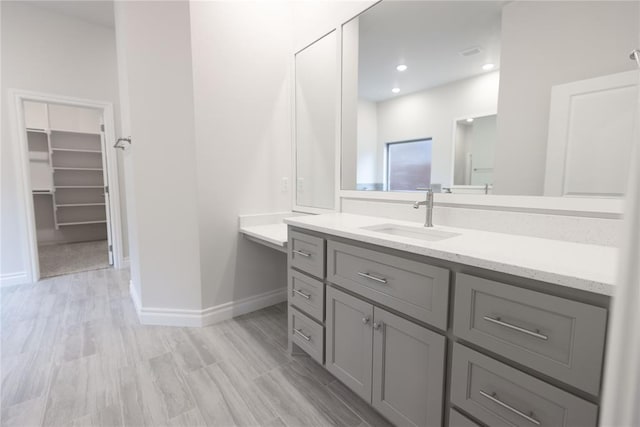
[25,101,112,278]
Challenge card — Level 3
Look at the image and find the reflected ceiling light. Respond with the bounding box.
[392,87,400,94]
[396,64,408,72]
[482,63,495,71]
[466,118,474,123]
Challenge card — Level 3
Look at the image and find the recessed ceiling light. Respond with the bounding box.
[466,118,474,123]
[482,63,495,71]
[396,64,408,72]
[392,87,400,94]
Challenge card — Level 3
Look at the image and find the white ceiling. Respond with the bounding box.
[357,1,506,102]
[26,0,115,28]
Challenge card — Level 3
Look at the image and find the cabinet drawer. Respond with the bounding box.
[449,409,481,427]
[327,241,450,329]
[289,230,325,279]
[453,273,607,395]
[451,344,598,427]
[289,306,324,365]
[289,270,324,322]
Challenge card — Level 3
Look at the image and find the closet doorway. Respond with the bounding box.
[11,91,123,281]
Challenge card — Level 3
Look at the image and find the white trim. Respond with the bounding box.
[339,190,624,218]
[8,89,125,283]
[0,272,30,287]
[133,288,287,328]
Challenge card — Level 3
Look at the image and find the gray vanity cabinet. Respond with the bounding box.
[326,286,446,427]
[287,227,610,427]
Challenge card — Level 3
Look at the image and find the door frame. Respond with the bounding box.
[8,89,124,282]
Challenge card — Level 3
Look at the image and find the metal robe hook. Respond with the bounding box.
[629,49,640,68]
[114,137,131,150]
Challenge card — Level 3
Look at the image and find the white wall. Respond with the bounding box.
[0,2,128,282]
[375,71,499,188]
[493,1,639,195]
[189,1,292,310]
[114,0,202,311]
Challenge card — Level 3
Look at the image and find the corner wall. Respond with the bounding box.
[189,1,292,311]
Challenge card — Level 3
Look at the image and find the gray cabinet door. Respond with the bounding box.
[372,307,446,427]
[325,286,374,402]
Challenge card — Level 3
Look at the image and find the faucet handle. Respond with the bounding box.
[415,187,433,192]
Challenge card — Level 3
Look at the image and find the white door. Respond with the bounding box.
[99,122,114,265]
[544,70,639,197]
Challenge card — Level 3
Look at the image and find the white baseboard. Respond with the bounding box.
[129,286,286,327]
[129,279,142,314]
[121,257,131,269]
[200,287,287,326]
[1,271,30,287]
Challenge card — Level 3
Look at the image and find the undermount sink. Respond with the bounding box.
[361,223,461,242]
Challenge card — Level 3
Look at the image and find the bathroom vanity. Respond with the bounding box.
[284,213,614,427]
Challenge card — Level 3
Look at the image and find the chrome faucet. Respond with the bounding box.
[413,188,434,227]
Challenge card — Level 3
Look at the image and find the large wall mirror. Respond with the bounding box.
[341,1,639,197]
[295,31,337,210]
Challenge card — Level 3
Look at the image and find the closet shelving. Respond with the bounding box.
[26,102,107,233]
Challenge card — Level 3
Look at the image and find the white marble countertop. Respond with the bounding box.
[284,213,618,296]
[241,223,288,247]
[238,212,306,250]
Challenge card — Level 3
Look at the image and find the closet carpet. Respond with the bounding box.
[38,240,110,278]
[1,268,392,427]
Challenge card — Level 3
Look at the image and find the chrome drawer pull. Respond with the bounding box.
[293,328,311,341]
[292,249,311,257]
[479,390,541,425]
[483,316,548,341]
[357,272,388,284]
[292,289,311,300]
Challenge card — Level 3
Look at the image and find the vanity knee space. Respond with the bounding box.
[287,227,609,427]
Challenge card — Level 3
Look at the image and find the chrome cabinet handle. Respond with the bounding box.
[483,316,548,341]
[292,249,311,257]
[373,321,383,330]
[479,390,541,425]
[357,272,387,284]
[292,289,311,300]
[293,328,311,341]
[362,316,370,325]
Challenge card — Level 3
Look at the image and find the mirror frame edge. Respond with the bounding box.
[292,28,342,215]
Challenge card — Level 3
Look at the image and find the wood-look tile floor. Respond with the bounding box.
[1,268,392,427]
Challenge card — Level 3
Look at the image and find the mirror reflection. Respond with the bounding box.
[453,114,497,189]
[296,31,337,209]
[341,1,639,197]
